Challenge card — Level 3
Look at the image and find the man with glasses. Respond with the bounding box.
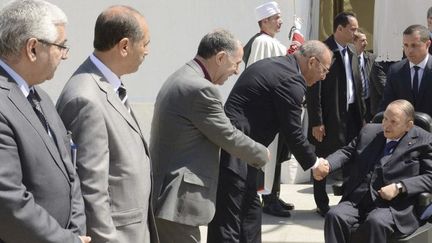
[0,0,90,242]
[243,1,294,218]
[307,12,365,217]
[57,5,158,243]
[207,40,332,243]
[380,25,432,118]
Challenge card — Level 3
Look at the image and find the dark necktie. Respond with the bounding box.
[341,47,347,57]
[118,84,131,113]
[383,140,398,156]
[413,66,420,100]
[28,89,52,136]
[359,56,369,98]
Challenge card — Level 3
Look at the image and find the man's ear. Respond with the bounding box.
[426,39,431,49]
[26,38,38,62]
[406,120,415,131]
[118,38,130,57]
[215,51,226,66]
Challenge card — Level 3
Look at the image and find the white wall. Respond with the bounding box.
[0,0,314,102]
[374,0,431,62]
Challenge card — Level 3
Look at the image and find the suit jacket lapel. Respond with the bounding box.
[416,56,432,103]
[84,59,145,141]
[382,129,417,167]
[401,61,414,101]
[1,75,69,181]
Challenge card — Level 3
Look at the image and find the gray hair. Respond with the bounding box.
[296,40,332,61]
[427,6,432,18]
[388,99,415,122]
[0,0,67,57]
[197,29,240,59]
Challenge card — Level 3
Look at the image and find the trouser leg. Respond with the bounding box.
[207,168,246,243]
[156,218,200,243]
[324,201,360,243]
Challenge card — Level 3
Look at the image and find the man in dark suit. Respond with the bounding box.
[353,29,376,122]
[207,40,332,243]
[57,6,158,243]
[324,99,432,243]
[0,1,90,242]
[307,12,365,216]
[369,61,395,117]
[151,30,269,243]
[380,25,432,118]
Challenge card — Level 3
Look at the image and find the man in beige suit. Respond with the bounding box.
[150,29,269,243]
[56,6,158,243]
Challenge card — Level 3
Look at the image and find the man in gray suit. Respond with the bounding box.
[150,29,269,243]
[57,5,158,243]
[0,0,89,242]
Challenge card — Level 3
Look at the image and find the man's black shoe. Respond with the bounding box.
[316,207,330,217]
[278,198,294,210]
[263,201,291,217]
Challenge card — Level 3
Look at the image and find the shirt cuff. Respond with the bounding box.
[311,157,320,169]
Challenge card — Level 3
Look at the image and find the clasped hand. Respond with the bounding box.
[312,158,329,181]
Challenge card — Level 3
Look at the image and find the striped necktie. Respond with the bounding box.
[118,83,131,113]
[28,89,52,137]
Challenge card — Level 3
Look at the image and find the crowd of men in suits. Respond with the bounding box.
[0,0,432,243]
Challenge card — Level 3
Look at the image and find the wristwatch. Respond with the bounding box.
[396,182,406,194]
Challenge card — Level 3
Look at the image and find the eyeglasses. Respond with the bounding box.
[313,57,330,74]
[37,39,70,58]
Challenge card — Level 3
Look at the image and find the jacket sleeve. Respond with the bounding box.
[189,86,268,168]
[401,141,432,198]
[274,77,316,170]
[379,65,397,112]
[0,112,81,243]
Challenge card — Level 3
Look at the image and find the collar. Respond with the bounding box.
[90,54,122,92]
[409,54,429,69]
[193,58,212,82]
[335,41,347,52]
[0,58,31,97]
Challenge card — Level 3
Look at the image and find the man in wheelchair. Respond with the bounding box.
[321,99,432,243]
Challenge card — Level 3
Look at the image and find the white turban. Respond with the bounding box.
[255,1,281,22]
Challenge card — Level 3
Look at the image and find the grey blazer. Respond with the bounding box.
[57,58,158,243]
[150,60,268,226]
[0,67,86,243]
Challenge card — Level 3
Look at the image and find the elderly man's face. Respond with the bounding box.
[382,104,413,140]
[35,24,68,83]
[305,50,332,86]
[213,46,243,85]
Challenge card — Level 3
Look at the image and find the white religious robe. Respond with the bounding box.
[246,34,287,68]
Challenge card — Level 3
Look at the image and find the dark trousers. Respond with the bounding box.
[207,168,262,243]
[324,196,402,243]
[314,103,362,210]
[156,218,200,243]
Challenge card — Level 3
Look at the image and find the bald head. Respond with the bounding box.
[295,40,333,86]
[93,5,147,51]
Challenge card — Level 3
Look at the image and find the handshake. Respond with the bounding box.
[312,158,329,181]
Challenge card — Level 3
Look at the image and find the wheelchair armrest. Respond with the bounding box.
[332,181,344,196]
[419,192,432,208]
